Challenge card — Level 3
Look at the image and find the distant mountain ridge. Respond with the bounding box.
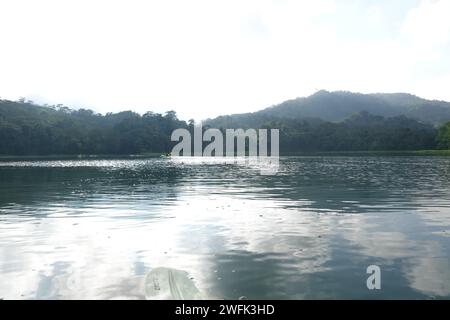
[1,91,449,155]
[204,90,450,128]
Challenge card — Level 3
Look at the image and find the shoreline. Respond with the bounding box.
[0,150,449,160]
[280,150,450,156]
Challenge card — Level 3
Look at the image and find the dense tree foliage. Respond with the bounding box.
[273,112,438,152]
[0,98,446,155]
[0,99,187,155]
[204,111,438,152]
[205,91,450,126]
[437,121,450,149]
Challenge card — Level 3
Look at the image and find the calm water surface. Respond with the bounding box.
[0,156,449,299]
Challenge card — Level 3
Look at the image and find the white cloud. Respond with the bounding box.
[402,0,450,48]
[0,0,449,120]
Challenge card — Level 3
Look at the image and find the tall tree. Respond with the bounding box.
[437,121,450,149]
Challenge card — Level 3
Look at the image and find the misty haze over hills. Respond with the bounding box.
[205,91,450,128]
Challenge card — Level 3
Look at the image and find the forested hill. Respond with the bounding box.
[0,96,449,155]
[0,99,188,155]
[205,91,450,128]
[272,112,439,152]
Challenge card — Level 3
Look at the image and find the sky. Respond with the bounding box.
[0,0,450,121]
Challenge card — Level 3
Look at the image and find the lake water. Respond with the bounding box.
[0,156,449,299]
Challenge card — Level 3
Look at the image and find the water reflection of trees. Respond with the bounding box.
[0,159,187,217]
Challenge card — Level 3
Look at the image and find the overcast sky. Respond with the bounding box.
[1,0,449,120]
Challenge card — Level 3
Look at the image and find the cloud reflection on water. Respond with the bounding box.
[0,156,449,299]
